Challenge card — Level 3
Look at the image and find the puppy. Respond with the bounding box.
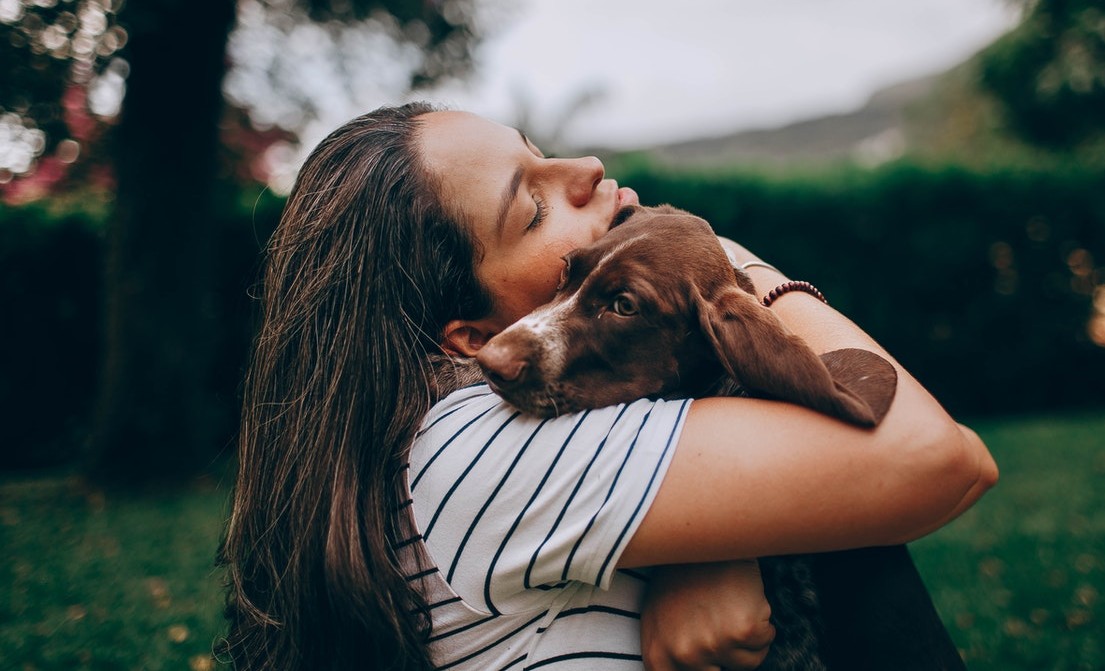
[475,204,964,671]
[475,203,895,425]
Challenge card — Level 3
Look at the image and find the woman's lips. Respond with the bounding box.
[617,186,639,208]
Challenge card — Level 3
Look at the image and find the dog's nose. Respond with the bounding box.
[476,341,530,388]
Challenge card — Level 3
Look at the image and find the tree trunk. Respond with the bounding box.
[92,0,236,483]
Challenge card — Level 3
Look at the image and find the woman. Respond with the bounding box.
[220,103,997,671]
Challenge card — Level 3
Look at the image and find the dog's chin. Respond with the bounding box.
[496,390,583,418]
[490,379,669,418]
[482,380,595,418]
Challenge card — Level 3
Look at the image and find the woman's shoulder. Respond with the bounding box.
[411,387,692,495]
[419,384,693,445]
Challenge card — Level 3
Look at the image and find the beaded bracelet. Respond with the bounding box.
[762,280,828,307]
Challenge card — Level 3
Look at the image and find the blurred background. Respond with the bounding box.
[1,0,1103,668]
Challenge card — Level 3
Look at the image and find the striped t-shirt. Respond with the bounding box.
[403,383,691,670]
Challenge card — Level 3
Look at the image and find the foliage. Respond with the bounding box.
[2,411,1102,669]
[0,0,125,182]
[3,162,1104,469]
[0,190,285,471]
[295,0,481,88]
[613,158,1105,418]
[0,204,105,469]
[0,0,483,193]
[980,0,1105,147]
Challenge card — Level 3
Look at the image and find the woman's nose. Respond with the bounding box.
[561,156,605,207]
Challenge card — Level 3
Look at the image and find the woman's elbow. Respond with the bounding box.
[935,422,998,495]
[963,423,1000,494]
[892,420,998,542]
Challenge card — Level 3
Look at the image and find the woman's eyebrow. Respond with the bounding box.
[495,164,524,239]
[494,129,536,238]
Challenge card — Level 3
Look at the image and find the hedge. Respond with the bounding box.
[0,193,283,470]
[617,159,1105,417]
[1,162,1102,469]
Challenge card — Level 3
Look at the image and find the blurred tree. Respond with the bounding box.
[0,0,125,196]
[4,0,483,482]
[981,0,1105,146]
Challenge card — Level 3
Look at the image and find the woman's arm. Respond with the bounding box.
[620,238,998,568]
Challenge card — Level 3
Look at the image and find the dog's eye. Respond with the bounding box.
[611,293,638,317]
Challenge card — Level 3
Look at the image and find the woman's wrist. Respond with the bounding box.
[716,236,789,295]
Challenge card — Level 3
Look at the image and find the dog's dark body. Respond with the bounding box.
[469,205,965,670]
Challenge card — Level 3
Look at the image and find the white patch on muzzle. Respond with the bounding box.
[497,240,636,382]
[502,292,579,379]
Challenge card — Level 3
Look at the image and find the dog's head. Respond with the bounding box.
[476,205,895,424]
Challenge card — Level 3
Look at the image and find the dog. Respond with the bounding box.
[472,204,966,671]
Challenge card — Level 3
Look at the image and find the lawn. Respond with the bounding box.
[911,410,1105,670]
[1,411,1102,670]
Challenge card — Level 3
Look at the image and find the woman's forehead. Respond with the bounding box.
[418,111,518,166]
[417,111,523,230]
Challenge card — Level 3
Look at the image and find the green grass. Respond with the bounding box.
[912,410,1105,670]
[1,411,1103,670]
[0,475,231,671]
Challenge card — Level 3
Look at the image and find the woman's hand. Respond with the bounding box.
[641,561,775,671]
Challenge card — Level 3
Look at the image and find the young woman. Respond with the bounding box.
[220,103,997,671]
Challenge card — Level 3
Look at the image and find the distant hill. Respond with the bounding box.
[605,50,1082,170]
[634,75,939,168]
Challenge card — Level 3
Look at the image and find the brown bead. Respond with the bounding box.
[762,280,828,307]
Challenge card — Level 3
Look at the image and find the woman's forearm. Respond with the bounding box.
[619,239,998,567]
[720,235,999,538]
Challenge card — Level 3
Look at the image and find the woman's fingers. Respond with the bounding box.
[641,560,775,671]
[712,632,775,670]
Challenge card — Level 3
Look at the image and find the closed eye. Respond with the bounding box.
[528,196,549,231]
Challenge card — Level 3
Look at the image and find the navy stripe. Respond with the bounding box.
[446,419,551,583]
[556,605,640,620]
[535,606,640,633]
[406,567,439,582]
[524,652,642,669]
[424,412,521,540]
[425,596,462,610]
[411,403,497,491]
[561,406,655,581]
[417,386,493,438]
[392,534,422,550]
[524,404,631,589]
[595,400,689,580]
[436,611,547,670]
[428,613,499,643]
[533,581,569,591]
[484,412,591,614]
[498,655,527,670]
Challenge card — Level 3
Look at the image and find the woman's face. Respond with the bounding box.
[418,111,639,334]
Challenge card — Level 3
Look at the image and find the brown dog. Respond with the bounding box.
[475,204,896,426]
[474,205,964,671]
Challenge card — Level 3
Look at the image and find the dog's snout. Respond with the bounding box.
[476,340,531,388]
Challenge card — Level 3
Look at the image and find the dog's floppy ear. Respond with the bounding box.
[695,287,896,426]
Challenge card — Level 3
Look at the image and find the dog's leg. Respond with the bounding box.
[810,545,966,671]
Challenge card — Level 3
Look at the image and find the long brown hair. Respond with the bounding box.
[219,103,492,670]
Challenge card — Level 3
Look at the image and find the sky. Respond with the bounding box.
[424,0,1021,150]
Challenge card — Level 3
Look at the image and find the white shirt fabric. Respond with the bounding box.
[402,383,691,670]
